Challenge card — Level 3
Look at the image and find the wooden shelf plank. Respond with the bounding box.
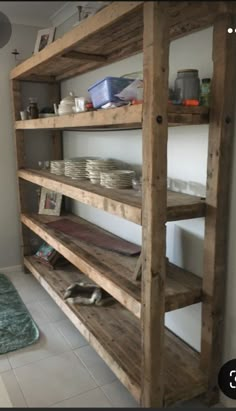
[24,256,207,406]
[15,105,209,129]
[10,2,144,81]
[9,2,227,82]
[18,169,206,223]
[15,105,142,130]
[21,213,202,318]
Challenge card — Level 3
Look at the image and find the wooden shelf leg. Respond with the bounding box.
[141,2,169,407]
[48,83,63,161]
[200,12,236,405]
[11,80,31,266]
[133,252,142,281]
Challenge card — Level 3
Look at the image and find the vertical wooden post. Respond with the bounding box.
[141,2,169,407]
[201,13,236,404]
[11,79,31,258]
[48,82,63,160]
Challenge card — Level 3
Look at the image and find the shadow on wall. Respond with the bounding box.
[167,221,204,277]
[166,221,204,350]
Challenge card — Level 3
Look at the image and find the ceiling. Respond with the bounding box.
[0,2,68,27]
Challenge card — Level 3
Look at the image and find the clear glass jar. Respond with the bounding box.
[132,177,142,193]
[174,69,200,101]
[27,97,39,119]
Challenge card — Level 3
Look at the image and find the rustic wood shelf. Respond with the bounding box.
[24,255,207,406]
[18,169,206,224]
[9,2,228,83]
[15,104,209,129]
[21,213,202,319]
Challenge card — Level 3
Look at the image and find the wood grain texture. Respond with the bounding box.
[9,2,227,82]
[11,80,31,258]
[141,2,169,407]
[48,83,63,160]
[18,169,206,223]
[133,252,142,281]
[15,104,209,130]
[21,212,203,318]
[24,255,207,406]
[62,50,108,62]
[19,75,57,83]
[169,1,228,40]
[10,2,143,81]
[200,13,236,405]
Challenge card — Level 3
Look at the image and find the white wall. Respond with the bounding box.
[0,23,40,270]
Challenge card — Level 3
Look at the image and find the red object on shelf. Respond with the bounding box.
[47,218,141,256]
[182,99,199,106]
[131,99,143,105]
[85,102,94,110]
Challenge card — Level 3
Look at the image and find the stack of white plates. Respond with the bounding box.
[86,159,117,184]
[100,170,135,189]
[50,160,65,176]
[64,158,88,180]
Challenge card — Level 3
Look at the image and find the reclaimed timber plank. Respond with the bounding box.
[200,12,236,405]
[18,169,206,223]
[11,80,31,259]
[15,104,209,130]
[48,83,63,160]
[21,213,202,318]
[62,50,108,62]
[141,2,169,406]
[9,2,226,82]
[10,2,143,80]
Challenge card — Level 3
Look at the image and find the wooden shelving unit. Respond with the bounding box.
[10,1,236,407]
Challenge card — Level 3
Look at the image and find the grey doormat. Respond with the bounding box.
[0,273,39,354]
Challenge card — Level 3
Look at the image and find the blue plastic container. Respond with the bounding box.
[88,76,134,109]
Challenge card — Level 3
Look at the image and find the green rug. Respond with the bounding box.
[0,273,39,354]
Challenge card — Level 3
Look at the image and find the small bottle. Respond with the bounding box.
[27,97,39,119]
[200,78,211,107]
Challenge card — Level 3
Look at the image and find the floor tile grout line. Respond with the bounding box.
[52,320,89,351]
[49,385,114,408]
[100,385,118,408]
[36,300,70,324]
[4,273,115,407]
[100,382,139,408]
[10,368,30,408]
[73,349,117,388]
[6,342,72,371]
[0,356,13,374]
[11,350,101,408]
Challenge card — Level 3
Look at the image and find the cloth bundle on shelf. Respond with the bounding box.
[63,282,114,306]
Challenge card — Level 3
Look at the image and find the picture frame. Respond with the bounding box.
[38,188,62,216]
[34,27,55,54]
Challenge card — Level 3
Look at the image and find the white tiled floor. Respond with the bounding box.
[0,270,221,408]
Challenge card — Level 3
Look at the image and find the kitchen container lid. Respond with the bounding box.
[177,69,198,73]
[202,78,211,83]
[60,92,76,104]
